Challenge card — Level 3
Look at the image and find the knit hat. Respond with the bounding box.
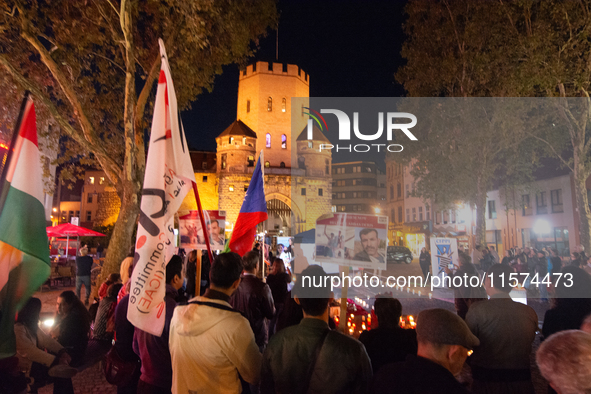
[416,308,480,350]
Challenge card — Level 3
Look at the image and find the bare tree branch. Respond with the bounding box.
[526,130,574,172]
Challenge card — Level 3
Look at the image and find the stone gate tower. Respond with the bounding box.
[216,62,332,236]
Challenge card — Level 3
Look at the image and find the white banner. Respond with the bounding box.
[430,237,459,280]
[128,39,196,336]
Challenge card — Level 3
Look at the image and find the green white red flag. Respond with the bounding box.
[0,97,50,358]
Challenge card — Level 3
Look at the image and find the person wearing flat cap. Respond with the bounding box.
[372,308,477,394]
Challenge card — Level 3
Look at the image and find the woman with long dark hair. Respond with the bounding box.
[15,297,77,393]
[52,291,91,368]
[266,258,292,337]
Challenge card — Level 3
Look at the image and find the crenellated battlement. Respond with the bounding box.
[239,61,309,84]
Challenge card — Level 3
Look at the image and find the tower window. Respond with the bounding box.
[266,133,271,148]
[308,141,313,149]
[247,156,254,167]
[221,154,227,170]
[229,185,234,192]
[265,161,270,168]
[203,176,208,182]
[280,162,285,168]
[282,98,286,112]
[318,188,323,196]
[229,137,234,144]
[301,188,306,196]
[246,100,250,113]
[325,159,329,175]
[281,134,287,149]
[267,97,272,112]
[242,137,246,144]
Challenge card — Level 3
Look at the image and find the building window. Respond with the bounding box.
[426,205,430,221]
[406,209,410,223]
[397,183,401,198]
[229,185,234,192]
[318,188,323,196]
[88,177,94,185]
[536,192,548,214]
[221,154,227,169]
[398,206,403,223]
[281,134,287,149]
[435,211,440,225]
[488,200,497,219]
[412,207,417,222]
[390,186,394,200]
[282,98,286,112]
[419,206,423,221]
[201,161,208,170]
[244,185,248,192]
[265,161,270,168]
[325,159,329,175]
[522,194,532,216]
[405,184,409,198]
[301,188,306,196]
[61,211,66,221]
[99,177,105,185]
[87,195,93,204]
[267,97,272,112]
[308,141,313,149]
[86,211,91,221]
[266,133,271,148]
[280,162,285,168]
[202,176,208,182]
[229,137,234,144]
[75,211,79,218]
[247,100,250,113]
[391,209,395,222]
[242,137,246,145]
[247,156,254,167]
[551,189,563,213]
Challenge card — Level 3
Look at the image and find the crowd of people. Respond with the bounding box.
[6,241,591,394]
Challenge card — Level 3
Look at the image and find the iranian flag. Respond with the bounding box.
[0,96,50,358]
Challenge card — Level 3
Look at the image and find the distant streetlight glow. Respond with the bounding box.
[373,207,381,214]
[534,219,551,234]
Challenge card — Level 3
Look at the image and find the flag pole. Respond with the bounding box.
[192,182,214,263]
[0,91,30,211]
[260,150,266,279]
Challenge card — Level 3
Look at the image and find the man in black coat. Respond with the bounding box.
[230,250,275,351]
[75,248,93,306]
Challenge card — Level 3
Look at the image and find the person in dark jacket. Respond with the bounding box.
[266,257,292,337]
[262,265,372,394]
[230,251,275,351]
[185,250,197,299]
[372,308,478,394]
[542,266,591,340]
[501,249,512,266]
[550,248,562,276]
[359,295,417,374]
[114,294,141,394]
[93,283,123,343]
[419,247,431,281]
[75,248,94,306]
[444,252,487,319]
[133,255,183,394]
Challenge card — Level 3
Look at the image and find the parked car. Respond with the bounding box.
[387,246,413,264]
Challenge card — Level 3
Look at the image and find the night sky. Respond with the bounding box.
[181,0,406,152]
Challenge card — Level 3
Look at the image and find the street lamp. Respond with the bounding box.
[534,219,551,235]
[373,206,381,214]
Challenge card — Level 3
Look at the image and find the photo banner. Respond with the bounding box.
[315,213,388,270]
[179,210,226,250]
[430,237,459,279]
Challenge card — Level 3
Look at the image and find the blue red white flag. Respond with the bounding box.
[228,152,267,257]
[128,39,196,336]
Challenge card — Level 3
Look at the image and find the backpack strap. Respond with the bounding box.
[302,329,331,394]
[188,300,240,313]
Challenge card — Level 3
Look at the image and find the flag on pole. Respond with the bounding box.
[128,39,196,336]
[227,152,268,257]
[0,97,50,358]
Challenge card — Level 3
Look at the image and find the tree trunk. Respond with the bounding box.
[573,148,591,253]
[92,180,139,298]
[474,176,487,248]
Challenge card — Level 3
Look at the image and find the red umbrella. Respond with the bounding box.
[46,223,105,259]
